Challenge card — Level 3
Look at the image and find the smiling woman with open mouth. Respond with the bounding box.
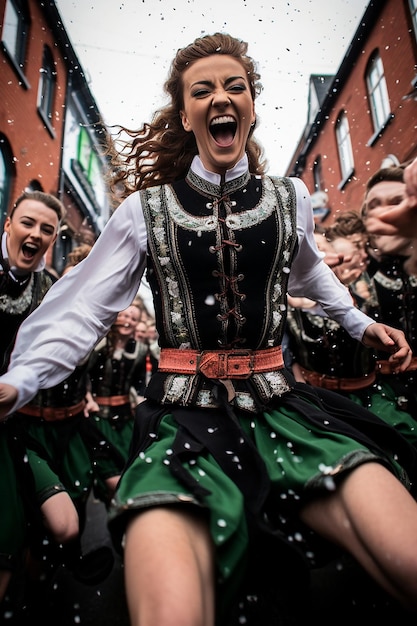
[2,33,417,626]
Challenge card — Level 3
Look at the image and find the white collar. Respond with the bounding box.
[190,154,249,185]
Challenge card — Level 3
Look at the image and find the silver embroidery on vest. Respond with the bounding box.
[142,175,297,411]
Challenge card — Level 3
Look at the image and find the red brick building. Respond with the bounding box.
[0,0,67,209]
[286,0,417,224]
[0,0,110,273]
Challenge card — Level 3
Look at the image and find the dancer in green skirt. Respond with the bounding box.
[1,33,417,626]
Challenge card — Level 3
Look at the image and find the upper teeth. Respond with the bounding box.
[210,116,234,126]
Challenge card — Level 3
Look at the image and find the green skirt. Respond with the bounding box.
[348,379,417,447]
[18,413,126,509]
[0,424,27,572]
[90,410,134,466]
[109,385,414,614]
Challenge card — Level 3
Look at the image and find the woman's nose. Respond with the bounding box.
[29,225,42,238]
[212,91,231,107]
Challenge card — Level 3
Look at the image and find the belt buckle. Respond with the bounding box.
[225,350,253,378]
[199,350,254,379]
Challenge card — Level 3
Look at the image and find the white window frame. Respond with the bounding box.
[366,53,391,138]
[37,45,57,135]
[335,112,354,187]
[409,0,417,43]
[1,0,29,74]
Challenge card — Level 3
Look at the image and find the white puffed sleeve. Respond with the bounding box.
[1,191,148,411]
[288,177,375,340]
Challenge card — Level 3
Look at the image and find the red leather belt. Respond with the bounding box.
[376,356,417,375]
[94,395,130,406]
[18,399,86,421]
[158,346,284,379]
[300,367,376,391]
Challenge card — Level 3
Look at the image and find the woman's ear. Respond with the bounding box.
[3,216,11,235]
[251,103,256,126]
[180,110,192,132]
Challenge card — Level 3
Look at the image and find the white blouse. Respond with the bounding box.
[0,155,374,412]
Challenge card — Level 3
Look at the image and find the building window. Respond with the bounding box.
[366,52,391,139]
[335,112,354,186]
[78,127,91,173]
[410,0,417,42]
[0,135,14,229]
[77,127,101,189]
[37,45,57,134]
[312,156,323,192]
[70,126,103,215]
[1,0,29,79]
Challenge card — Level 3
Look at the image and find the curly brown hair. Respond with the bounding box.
[67,243,93,266]
[107,33,266,199]
[325,210,367,240]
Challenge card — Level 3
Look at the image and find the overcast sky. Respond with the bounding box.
[55,0,369,175]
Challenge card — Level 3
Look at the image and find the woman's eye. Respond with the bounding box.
[228,84,246,92]
[192,89,210,98]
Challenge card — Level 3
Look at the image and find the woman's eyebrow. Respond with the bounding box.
[190,75,245,89]
[190,79,212,88]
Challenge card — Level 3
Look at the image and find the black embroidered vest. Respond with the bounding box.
[141,171,298,412]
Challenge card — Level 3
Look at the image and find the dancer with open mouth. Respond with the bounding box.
[1,34,417,626]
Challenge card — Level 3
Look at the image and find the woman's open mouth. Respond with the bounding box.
[209,116,237,146]
[22,242,39,259]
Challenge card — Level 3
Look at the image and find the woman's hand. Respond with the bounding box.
[362,323,412,373]
[404,156,417,205]
[0,383,18,421]
[366,199,417,240]
[366,158,417,238]
[84,391,100,417]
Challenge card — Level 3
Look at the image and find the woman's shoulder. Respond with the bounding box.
[109,190,145,227]
[264,173,309,194]
[119,189,142,208]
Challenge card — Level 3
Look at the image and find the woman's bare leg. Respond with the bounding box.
[301,461,417,611]
[105,475,121,503]
[124,507,215,626]
[0,570,12,602]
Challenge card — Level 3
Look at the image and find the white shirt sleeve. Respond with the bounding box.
[288,177,375,340]
[0,191,147,411]
[1,178,376,414]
